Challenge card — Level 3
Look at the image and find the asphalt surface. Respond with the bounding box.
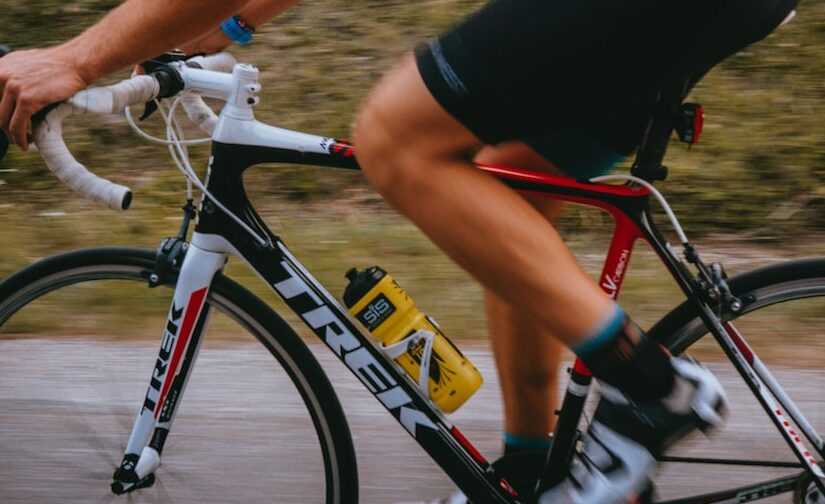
[1,338,822,503]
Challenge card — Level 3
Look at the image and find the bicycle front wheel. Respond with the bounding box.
[648,258,825,503]
[0,247,358,504]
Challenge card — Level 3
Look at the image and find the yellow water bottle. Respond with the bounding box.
[343,266,483,413]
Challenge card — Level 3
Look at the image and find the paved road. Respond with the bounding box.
[1,338,821,503]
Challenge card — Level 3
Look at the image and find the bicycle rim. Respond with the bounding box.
[0,247,358,504]
[649,258,825,503]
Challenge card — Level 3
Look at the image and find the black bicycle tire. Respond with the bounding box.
[647,257,825,504]
[0,246,359,504]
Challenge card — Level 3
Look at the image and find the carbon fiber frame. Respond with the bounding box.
[142,137,823,503]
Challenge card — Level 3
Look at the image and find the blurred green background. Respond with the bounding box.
[0,0,824,354]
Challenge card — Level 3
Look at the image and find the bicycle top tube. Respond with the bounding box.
[184,60,691,184]
[28,53,700,213]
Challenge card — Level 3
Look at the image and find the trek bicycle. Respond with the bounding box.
[1,50,824,503]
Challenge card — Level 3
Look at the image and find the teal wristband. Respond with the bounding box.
[221,15,254,45]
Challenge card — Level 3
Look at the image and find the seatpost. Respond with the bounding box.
[630,80,691,183]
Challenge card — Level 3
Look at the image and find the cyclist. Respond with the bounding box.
[0,0,800,502]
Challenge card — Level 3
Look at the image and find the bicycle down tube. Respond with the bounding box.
[185,140,516,504]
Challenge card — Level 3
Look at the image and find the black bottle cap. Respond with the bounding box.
[342,266,386,308]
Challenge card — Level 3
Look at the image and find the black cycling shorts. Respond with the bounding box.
[416,0,800,178]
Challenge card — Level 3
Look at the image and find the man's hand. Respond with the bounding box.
[0,47,90,151]
[0,0,252,152]
[0,0,295,152]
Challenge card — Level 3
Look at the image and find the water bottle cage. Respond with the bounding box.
[381,329,436,398]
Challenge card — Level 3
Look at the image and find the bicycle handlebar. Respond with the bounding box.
[178,53,236,135]
[33,76,160,210]
[28,52,237,211]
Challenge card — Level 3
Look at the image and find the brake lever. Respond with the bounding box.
[137,50,200,120]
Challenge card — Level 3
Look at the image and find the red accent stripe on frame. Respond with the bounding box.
[475,163,651,198]
[573,358,592,377]
[155,287,209,419]
[451,426,489,467]
[723,322,754,365]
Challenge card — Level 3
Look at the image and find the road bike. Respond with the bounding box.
[1,50,824,503]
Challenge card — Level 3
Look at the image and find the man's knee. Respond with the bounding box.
[353,93,403,197]
[353,55,482,203]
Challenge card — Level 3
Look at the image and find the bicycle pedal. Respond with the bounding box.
[111,473,156,495]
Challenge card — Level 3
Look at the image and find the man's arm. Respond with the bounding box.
[0,0,296,150]
[179,0,301,55]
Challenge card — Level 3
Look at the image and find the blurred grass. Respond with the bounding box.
[1,1,825,355]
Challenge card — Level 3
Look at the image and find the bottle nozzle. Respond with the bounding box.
[342,266,386,308]
[345,268,359,281]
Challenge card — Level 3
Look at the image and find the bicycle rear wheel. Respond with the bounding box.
[648,258,825,503]
[0,247,358,504]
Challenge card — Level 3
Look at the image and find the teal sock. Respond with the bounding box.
[570,303,626,358]
[571,303,675,400]
[503,432,551,455]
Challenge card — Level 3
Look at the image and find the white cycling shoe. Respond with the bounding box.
[399,358,726,504]
[539,357,728,504]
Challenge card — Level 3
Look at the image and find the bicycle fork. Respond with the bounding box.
[111,242,226,494]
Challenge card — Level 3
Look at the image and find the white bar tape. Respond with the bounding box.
[32,75,159,210]
[187,52,237,73]
[70,75,159,116]
[180,92,218,135]
[180,53,237,135]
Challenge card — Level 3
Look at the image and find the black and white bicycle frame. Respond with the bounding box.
[98,61,825,503]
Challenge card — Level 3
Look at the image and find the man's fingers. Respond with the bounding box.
[0,47,89,152]
[9,101,32,151]
[1,79,35,151]
[0,80,16,134]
